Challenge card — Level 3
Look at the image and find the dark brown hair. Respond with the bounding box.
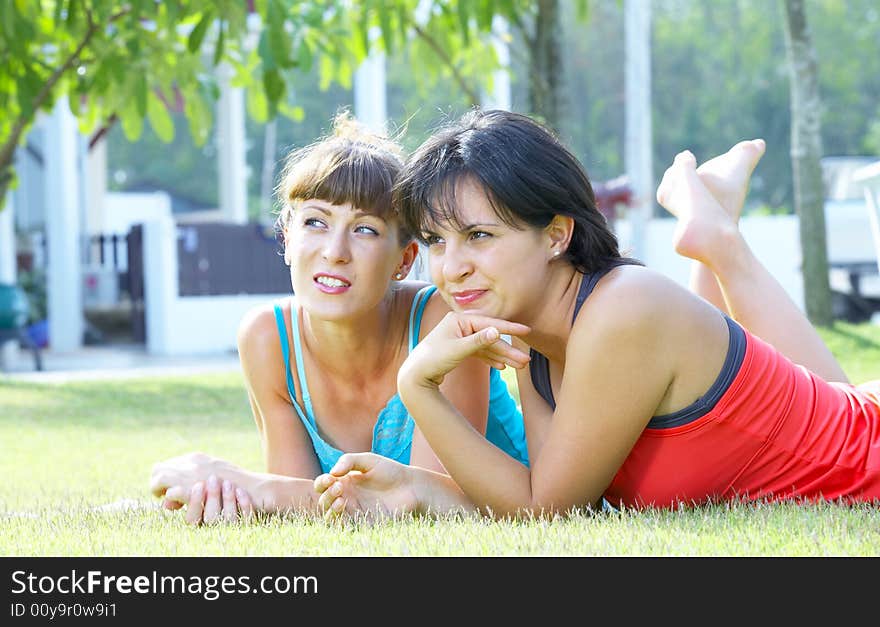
[394,108,640,274]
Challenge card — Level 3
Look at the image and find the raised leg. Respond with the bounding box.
[690,140,767,313]
[657,146,848,383]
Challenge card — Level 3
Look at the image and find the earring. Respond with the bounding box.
[394,272,403,280]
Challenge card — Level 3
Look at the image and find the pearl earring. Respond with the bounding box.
[394,272,403,280]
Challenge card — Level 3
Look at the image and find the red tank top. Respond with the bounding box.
[603,326,880,509]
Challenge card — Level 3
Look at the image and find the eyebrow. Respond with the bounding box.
[300,204,382,220]
[461,222,501,230]
[423,222,501,236]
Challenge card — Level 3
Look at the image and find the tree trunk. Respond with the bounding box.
[528,0,564,132]
[782,0,833,326]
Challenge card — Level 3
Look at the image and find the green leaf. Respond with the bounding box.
[213,21,225,66]
[296,36,313,71]
[67,90,81,116]
[458,0,472,46]
[257,29,275,71]
[66,0,79,28]
[267,0,292,68]
[187,10,214,54]
[278,100,304,122]
[0,2,12,40]
[53,0,64,25]
[476,0,495,30]
[119,98,144,142]
[262,67,285,118]
[318,53,333,91]
[183,88,212,147]
[147,90,174,142]
[246,82,268,122]
[134,74,147,118]
[378,4,394,54]
[17,66,42,115]
[358,4,371,56]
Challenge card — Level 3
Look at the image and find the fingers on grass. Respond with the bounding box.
[322,496,347,522]
[163,485,188,506]
[202,475,222,524]
[185,481,206,526]
[222,479,237,523]
[236,488,254,522]
[317,481,345,516]
[316,483,336,514]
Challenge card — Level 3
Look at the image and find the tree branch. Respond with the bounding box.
[412,24,480,106]
[0,7,132,200]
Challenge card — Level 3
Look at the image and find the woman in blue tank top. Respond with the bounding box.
[150,112,528,524]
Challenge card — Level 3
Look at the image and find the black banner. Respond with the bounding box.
[1,556,869,622]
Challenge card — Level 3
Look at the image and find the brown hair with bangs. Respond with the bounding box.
[275,110,412,244]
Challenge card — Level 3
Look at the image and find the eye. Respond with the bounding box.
[423,233,444,246]
[354,224,380,235]
[468,230,492,241]
[303,217,326,228]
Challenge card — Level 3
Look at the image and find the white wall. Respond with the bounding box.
[102,191,172,235]
[616,214,805,308]
[141,217,288,355]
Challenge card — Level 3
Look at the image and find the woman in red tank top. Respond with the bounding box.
[314,109,880,517]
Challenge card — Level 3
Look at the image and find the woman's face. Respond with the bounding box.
[284,198,406,320]
[423,179,549,321]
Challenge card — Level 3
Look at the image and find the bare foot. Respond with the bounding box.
[656,150,739,264]
[696,139,766,221]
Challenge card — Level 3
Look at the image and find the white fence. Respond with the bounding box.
[139,194,880,356]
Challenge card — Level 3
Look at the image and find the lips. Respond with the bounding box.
[451,289,487,306]
[314,273,351,293]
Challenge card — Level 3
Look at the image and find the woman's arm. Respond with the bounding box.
[397,282,674,518]
[238,304,322,481]
[150,451,315,515]
[150,304,324,518]
[409,291,492,474]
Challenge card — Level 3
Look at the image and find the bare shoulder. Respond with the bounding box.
[569,265,685,349]
[237,299,289,365]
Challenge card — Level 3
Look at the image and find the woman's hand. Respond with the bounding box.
[162,475,255,526]
[399,312,531,388]
[313,453,420,521]
[150,452,226,502]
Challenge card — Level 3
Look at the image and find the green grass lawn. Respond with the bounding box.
[1,321,879,556]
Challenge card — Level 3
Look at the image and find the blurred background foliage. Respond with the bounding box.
[103,0,880,219]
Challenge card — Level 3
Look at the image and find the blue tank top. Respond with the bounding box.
[274,285,530,473]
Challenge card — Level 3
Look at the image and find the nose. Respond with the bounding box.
[321,228,351,264]
[438,241,473,284]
